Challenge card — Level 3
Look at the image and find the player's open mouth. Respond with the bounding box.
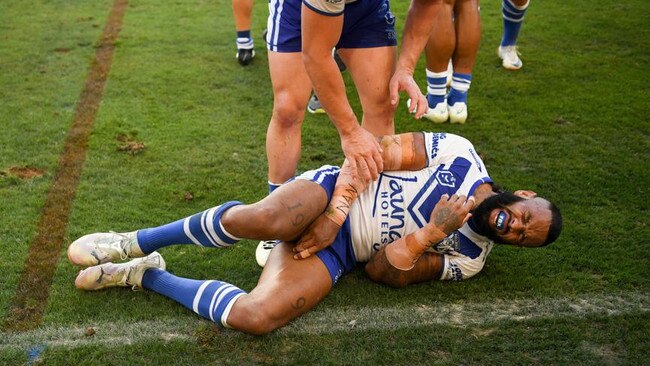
[495,210,508,232]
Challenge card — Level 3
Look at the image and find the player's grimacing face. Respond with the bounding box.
[488,197,553,247]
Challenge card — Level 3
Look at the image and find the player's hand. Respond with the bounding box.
[340,126,383,182]
[293,214,341,259]
[389,67,427,119]
[427,194,475,236]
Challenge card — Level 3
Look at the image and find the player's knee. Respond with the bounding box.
[271,96,306,130]
[228,299,284,335]
[245,203,289,238]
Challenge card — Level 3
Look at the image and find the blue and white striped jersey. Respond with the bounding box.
[349,132,495,281]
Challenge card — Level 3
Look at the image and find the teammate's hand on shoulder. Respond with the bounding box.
[340,126,383,182]
[428,194,475,236]
[293,213,341,260]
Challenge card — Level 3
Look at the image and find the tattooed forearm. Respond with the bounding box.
[365,247,443,288]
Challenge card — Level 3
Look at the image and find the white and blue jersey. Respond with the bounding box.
[266,0,397,52]
[296,133,494,284]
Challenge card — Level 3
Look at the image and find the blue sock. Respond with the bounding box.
[501,0,529,46]
[136,201,242,253]
[236,30,253,50]
[425,69,448,108]
[142,269,246,328]
[447,73,472,106]
[268,181,281,194]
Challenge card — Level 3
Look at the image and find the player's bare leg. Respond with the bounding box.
[226,241,333,334]
[422,1,455,123]
[337,46,397,136]
[266,51,313,188]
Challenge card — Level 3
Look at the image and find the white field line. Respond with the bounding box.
[1,292,647,351]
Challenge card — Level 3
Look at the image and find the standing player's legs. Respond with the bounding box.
[448,0,480,124]
[232,0,255,66]
[498,0,529,70]
[422,1,455,123]
[265,52,313,192]
[337,46,397,137]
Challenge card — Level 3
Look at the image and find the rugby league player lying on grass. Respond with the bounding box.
[68,131,562,335]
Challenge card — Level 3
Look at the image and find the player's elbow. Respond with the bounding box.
[365,264,409,289]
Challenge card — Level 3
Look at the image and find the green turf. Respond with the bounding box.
[1,0,649,364]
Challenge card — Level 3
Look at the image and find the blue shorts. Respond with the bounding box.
[294,166,359,285]
[266,0,397,52]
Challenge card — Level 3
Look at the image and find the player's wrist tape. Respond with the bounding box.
[385,226,447,270]
[380,133,417,171]
[325,183,359,226]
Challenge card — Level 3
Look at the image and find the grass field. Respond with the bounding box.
[1,0,648,364]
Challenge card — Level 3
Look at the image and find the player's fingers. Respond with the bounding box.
[440,193,450,201]
[389,79,399,106]
[462,213,473,225]
[293,248,311,260]
[415,94,427,119]
[465,196,476,210]
[357,158,372,182]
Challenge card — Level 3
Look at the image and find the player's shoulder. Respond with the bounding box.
[422,131,475,158]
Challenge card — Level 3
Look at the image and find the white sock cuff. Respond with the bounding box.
[506,0,529,11]
[221,292,246,328]
[426,69,449,79]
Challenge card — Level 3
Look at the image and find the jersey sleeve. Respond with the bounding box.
[438,254,486,281]
[423,132,483,170]
[428,230,493,281]
[303,0,345,16]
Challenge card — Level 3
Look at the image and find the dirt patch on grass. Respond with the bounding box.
[2,0,129,332]
[3,166,45,179]
[116,133,145,155]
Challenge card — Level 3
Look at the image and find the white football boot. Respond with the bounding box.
[407,98,448,123]
[255,240,279,268]
[68,231,145,267]
[74,252,166,291]
[423,102,449,123]
[498,45,523,70]
[448,102,468,124]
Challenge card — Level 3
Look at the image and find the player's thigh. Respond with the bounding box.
[228,242,333,334]
[245,179,329,240]
[268,51,313,116]
[338,46,397,134]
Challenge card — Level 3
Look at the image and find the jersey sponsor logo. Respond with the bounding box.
[370,173,418,251]
[469,148,482,172]
[429,133,447,161]
[377,179,406,245]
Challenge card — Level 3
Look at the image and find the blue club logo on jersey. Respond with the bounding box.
[436,170,456,188]
[407,157,472,228]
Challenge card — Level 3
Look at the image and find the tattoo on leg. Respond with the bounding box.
[291,213,305,227]
[291,297,306,310]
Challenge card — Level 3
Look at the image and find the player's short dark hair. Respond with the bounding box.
[541,201,562,246]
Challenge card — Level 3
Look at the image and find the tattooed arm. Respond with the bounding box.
[293,158,367,259]
[293,132,428,259]
[365,194,475,287]
[379,132,428,171]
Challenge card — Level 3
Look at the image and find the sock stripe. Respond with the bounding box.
[208,283,234,321]
[208,285,236,322]
[183,218,201,246]
[192,280,215,313]
[221,292,246,328]
[200,210,219,247]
